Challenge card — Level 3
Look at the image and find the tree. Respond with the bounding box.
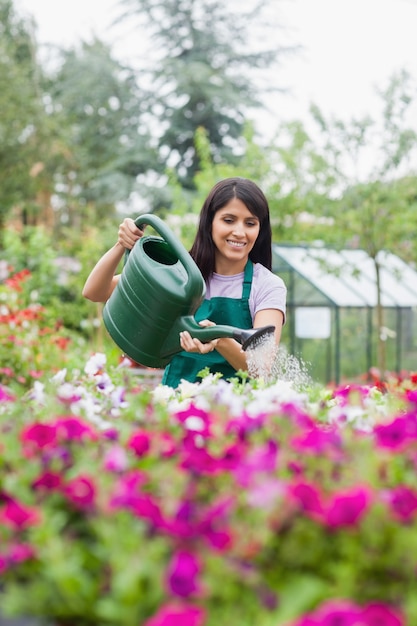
[0,0,49,243]
[42,39,159,229]
[267,70,417,375]
[117,0,294,188]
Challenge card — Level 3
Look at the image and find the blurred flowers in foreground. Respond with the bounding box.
[0,350,417,626]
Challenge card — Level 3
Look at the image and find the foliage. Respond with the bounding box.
[42,39,159,226]
[0,268,86,390]
[118,0,294,188]
[1,291,417,624]
[0,0,52,240]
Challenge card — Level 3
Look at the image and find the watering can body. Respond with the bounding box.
[103,214,275,368]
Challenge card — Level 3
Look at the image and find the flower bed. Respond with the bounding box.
[0,352,417,625]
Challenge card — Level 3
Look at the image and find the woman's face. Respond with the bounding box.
[211,198,260,274]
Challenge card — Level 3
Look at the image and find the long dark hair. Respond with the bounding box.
[189,177,272,280]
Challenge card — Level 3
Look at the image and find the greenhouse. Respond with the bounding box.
[272,245,417,384]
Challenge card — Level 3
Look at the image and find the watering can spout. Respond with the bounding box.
[161,316,275,360]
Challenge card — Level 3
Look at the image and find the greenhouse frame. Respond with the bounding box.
[272,245,417,384]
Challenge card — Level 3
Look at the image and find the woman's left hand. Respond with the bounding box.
[179,320,219,354]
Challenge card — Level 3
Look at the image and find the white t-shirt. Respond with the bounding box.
[204,263,286,323]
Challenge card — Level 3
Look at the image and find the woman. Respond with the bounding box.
[82,177,286,387]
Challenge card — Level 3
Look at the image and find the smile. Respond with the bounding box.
[227,240,246,248]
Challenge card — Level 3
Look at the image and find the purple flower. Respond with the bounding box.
[166,550,201,598]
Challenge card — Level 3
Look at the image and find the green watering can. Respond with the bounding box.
[103,214,275,368]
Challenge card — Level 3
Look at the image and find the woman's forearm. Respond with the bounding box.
[82,242,125,302]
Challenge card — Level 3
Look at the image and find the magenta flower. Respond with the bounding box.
[406,389,417,406]
[287,480,325,519]
[127,430,151,457]
[384,485,417,523]
[324,485,372,529]
[174,404,212,439]
[32,470,63,491]
[0,499,40,530]
[233,440,278,487]
[291,425,342,456]
[8,542,36,564]
[166,550,201,598]
[361,601,404,625]
[109,469,147,508]
[20,422,57,453]
[314,599,362,625]
[374,416,409,450]
[53,416,98,442]
[144,602,205,626]
[62,475,96,510]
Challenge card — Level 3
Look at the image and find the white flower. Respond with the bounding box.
[51,368,67,384]
[84,352,107,376]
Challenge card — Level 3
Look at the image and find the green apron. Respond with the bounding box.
[162,261,254,388]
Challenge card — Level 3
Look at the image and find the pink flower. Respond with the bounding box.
[314,599,362,625]
[324,486,372,529]
[103,444,129,472]
[144,603,205,626]
[174,404,212,439]
[167,550,201,598]
[374,416,409,450]
[63,475,96,510]
[127,430,151,457]
[53,416,97,442]
[32,471,63,491]
[20,422,57,453]
[291,425,342,456]
[361,602,404,626]
[384,485,417,523]
[0,385,15,402]
[0,499,41,530]
[8,542,36,564]
[287,480,325,519]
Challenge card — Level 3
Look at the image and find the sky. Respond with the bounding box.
[16,0,417,140]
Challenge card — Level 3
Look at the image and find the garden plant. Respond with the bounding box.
[1,268,417,626]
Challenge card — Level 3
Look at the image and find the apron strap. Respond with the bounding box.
[242,260,253,300]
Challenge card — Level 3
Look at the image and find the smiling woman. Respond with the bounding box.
[82,177,287,388]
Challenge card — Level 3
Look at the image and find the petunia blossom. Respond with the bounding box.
[62,475,96,510]
[324,485,372,529]
[360,601,404,626]
[144,602,205,626]
[384,485,417,523]
[0,499,41,530]
[166,550,201,598]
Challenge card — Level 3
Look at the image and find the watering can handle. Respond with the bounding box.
[124,214,203,291]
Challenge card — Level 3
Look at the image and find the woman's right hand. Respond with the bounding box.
[118,218,146,250]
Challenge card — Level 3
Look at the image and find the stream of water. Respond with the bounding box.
[246,334,312,389]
